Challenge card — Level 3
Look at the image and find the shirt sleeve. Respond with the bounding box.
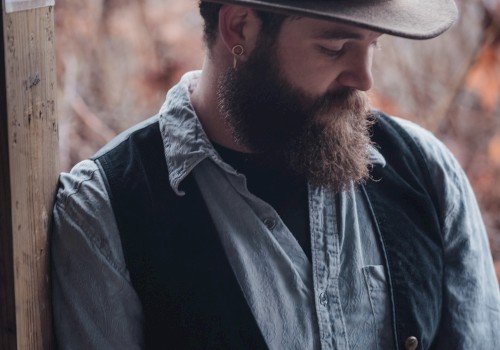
[395,117,500,349]
[51,159,144,349]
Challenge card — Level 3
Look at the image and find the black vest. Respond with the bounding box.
[92,111,444,350]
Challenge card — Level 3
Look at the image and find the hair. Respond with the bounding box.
[198,1,288,48]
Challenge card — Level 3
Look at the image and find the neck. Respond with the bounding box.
[190,56,251,153]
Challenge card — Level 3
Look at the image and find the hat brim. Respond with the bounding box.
[204,0,458,40]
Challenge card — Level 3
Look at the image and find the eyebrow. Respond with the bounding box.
[314,29,366,41]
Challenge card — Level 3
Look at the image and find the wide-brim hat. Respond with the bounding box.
[203,0,458,39]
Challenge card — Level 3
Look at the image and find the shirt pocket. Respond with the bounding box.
[362,265,394,350]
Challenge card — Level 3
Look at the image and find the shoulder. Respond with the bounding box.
[55,159,106,210]
[55,115,160,211]
[391,117,460,170]
[53,159,126,274]
[390,116,465,191]
[389,116,482,235]
[92,115,160,160]
[373,114,467,211]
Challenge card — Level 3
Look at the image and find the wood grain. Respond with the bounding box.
[1,5,57,349]
[1,8,17,349]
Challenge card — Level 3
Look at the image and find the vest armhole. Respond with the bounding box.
[374,112,444,236]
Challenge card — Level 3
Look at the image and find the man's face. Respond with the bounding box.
[217,17,381,191]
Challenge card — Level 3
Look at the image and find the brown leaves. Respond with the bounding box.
[466,45,500,112]
[465,1,500,111]
[488,134,500,166]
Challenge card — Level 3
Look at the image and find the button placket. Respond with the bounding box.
[309,186,338,349]
[319,292,328,306]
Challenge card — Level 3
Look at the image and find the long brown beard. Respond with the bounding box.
[217,36,373,192]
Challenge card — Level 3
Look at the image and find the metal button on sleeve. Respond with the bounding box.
[405,336,418,350]
[263,217,277,230]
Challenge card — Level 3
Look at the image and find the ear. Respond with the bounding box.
[218,5,261,60]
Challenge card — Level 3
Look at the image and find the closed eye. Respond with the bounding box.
[318,45,344,58]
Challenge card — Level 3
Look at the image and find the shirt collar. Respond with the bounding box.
[159,71,235,195]
[158,70,386,194]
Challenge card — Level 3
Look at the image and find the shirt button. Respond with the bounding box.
[405,336,418,350]
[263,217,277,230]
[319,292,328,306]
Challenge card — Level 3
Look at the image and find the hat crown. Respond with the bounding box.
[204,0,458,39]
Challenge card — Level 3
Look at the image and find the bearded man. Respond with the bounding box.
[51,1,500,349]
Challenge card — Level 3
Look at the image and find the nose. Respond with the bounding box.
[335,50,374,91]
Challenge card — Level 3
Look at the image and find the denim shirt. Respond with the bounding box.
[52,71,500,350]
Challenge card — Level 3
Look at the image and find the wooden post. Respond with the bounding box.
[1,3,57,349]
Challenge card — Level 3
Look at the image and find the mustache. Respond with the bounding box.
[308,87,369,118]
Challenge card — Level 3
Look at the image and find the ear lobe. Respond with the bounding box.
[218,5,260,56]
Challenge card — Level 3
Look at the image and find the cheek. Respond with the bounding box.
[277,46,340,96]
